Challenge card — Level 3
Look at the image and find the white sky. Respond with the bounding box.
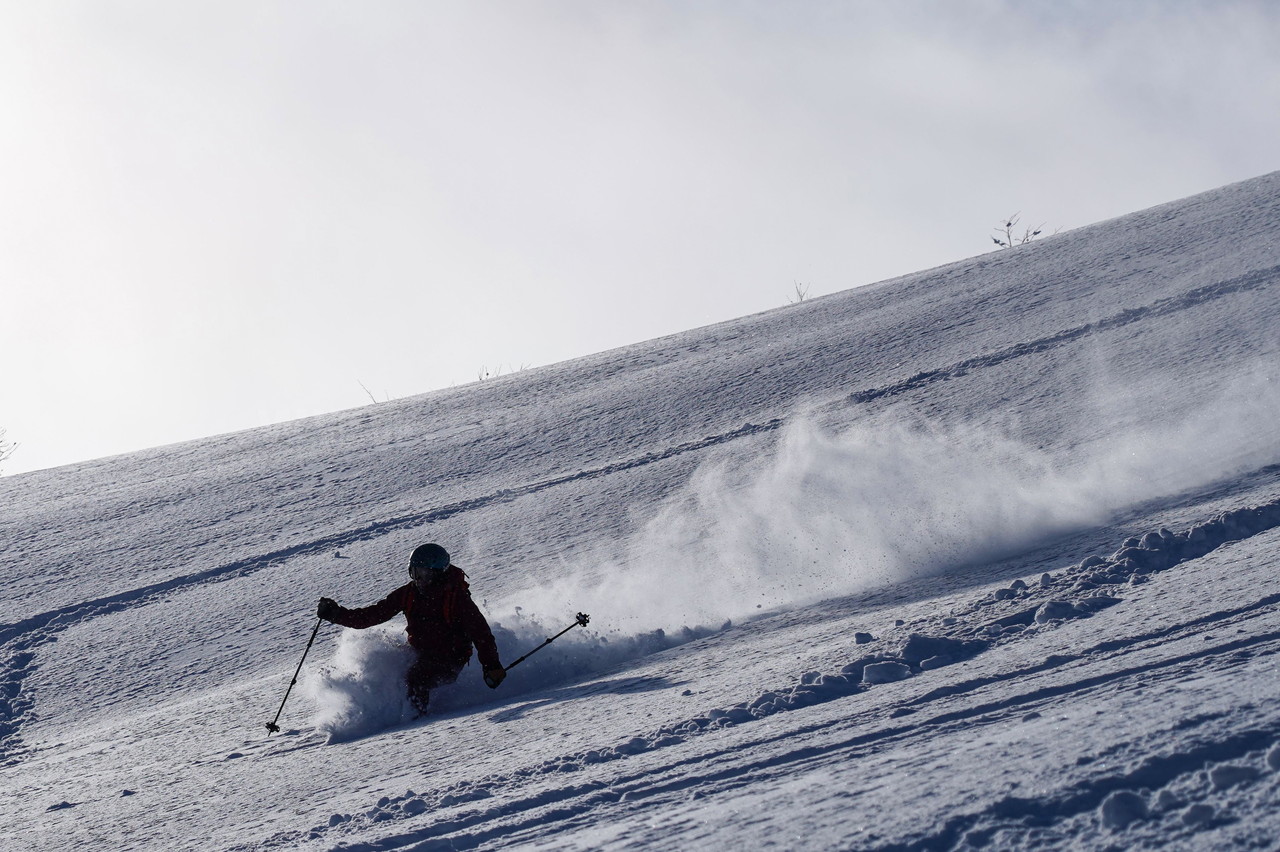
[2,0,1278,475]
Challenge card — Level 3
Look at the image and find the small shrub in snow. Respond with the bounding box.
[476,363,530,382]
[0,428,16,473]
[991,213,1048,248]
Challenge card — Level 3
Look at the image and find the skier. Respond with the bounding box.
[316,543,506,715]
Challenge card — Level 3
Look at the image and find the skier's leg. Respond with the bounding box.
[409,688,431,715]
[406,658,438,715]
[407,670,432,715]
[406,657,460,716]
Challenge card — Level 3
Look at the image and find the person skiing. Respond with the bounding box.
[316,543,505,715]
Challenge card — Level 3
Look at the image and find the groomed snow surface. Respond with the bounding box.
[4,171,1280,850]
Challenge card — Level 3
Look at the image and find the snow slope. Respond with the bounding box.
[3,171,1280,850]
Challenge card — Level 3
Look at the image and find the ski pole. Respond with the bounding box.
[501,612,590,674]
[265,616,324,735]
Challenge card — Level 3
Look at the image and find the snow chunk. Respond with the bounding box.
[1034,600,1078,623]
[1209,764,1261,790]
[1099,790,1147,830]
[1076,595,1122,612]
[862,662,912,684]
[1181,804,1216,825]
[899,634,985,666]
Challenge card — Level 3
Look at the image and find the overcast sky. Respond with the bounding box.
[2,1,1278,475]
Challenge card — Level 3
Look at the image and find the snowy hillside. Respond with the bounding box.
[4,171,1280,851]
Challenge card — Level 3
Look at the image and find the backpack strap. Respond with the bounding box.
[440,565,469,624]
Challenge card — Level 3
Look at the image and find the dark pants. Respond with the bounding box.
[407,656,461,715]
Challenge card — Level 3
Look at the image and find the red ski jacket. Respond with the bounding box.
[327,566,501,671]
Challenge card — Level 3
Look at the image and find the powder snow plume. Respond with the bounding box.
[521,364,1280,632]
[523,414,1108,631]
[304,627,416,742]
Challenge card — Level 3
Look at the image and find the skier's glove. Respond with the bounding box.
[483,667,506,689]
[317,597,340,622]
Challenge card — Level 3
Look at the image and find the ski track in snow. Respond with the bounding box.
[3,266,1275,765]
[848,264,1279,405]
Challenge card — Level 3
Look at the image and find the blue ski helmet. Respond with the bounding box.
[409,543,450,581]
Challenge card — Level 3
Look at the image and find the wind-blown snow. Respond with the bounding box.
[4,171,1280,851]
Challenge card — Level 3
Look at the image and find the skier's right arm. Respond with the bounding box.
[317,586,407,629]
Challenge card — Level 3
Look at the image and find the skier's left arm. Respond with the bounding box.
[458,592,502,673]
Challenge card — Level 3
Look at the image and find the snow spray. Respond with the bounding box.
[522,363,1280,633]
[303,626,417,742]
